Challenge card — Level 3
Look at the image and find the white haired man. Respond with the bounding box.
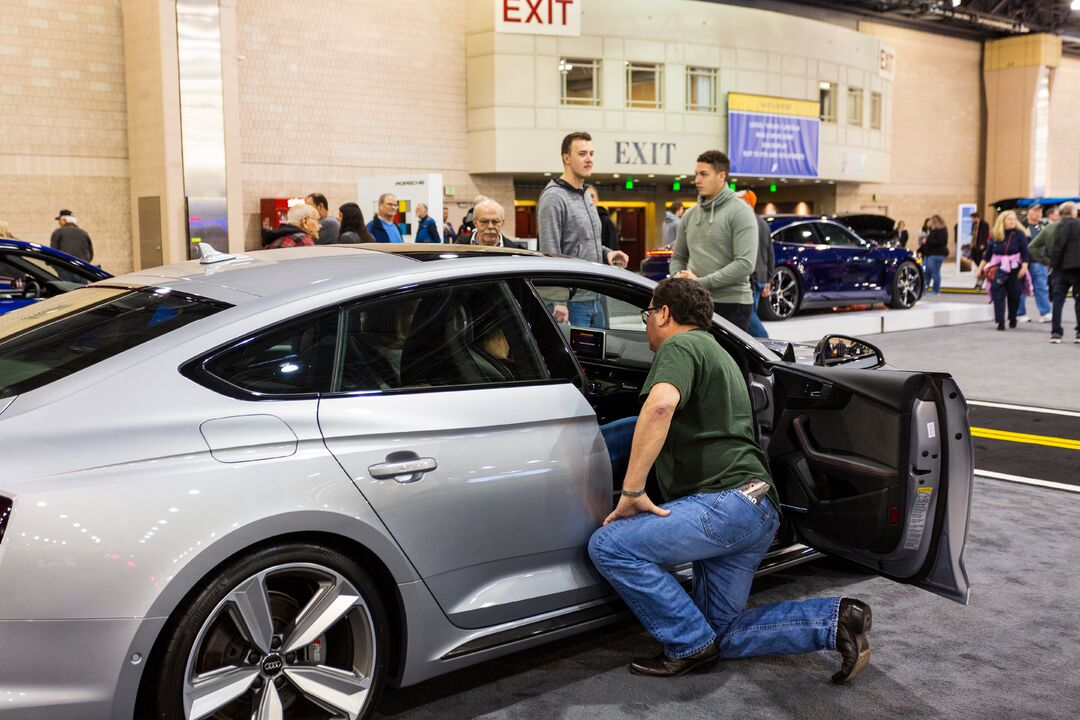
[469,200,525,249]
[50,209,94,263]
[263,203,318,248]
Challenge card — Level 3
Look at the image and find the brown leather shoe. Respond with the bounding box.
[832,598,872,684]
[629,641,720,677]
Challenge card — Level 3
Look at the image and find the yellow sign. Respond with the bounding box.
[728,93,820,119]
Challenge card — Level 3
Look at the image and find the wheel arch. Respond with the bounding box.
[130,528,409,719]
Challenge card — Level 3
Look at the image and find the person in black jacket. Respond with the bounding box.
[586,185,622,254]
[922,214,949,294]
[50,210,94,265]
[1049,203,1080,343]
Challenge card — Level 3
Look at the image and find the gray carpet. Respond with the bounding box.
[375,478,1080,719]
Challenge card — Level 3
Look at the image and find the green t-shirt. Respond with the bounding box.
[640,329,778,509]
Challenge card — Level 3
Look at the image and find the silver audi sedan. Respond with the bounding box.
[0,244,972,720]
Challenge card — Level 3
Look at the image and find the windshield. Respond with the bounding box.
[0,286,230,399]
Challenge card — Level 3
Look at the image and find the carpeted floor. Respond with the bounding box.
[375,478,1080,720]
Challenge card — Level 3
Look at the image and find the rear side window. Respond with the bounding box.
[201,311,339,396]
[775,224,816,245]
[0,287,229,399]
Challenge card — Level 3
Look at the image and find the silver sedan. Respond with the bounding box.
[0,244,972,719]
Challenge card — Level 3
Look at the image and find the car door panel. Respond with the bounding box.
[767,364,971,604]
[319,383,612,629]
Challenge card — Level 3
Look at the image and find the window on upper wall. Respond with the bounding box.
[626,62,663,109]
[686,66,717,112]
[870,91,882,130]
[848,87,864,126]
[560,58,601,106]
[819,82,836,123]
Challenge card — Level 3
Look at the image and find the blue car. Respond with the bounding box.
[640,216,924,321]
[0,239,112,315]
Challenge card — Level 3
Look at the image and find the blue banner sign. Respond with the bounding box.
[728,93,820,178]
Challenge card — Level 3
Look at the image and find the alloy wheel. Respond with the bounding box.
[767,267,800,320]
[893,262,922,308]
[182,563,378,720]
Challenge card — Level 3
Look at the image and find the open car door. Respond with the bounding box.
[767,363,972,605]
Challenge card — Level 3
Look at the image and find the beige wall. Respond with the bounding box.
[0,0,132,273]
[1048,55,1080,196]
[232,0,512,245]
[467,0,894,184]
[845,22,984,255]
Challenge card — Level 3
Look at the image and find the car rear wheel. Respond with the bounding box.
[887,261,922,309]
[760,266,801,321]
[151,544,388,720]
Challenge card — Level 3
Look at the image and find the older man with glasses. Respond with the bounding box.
[468,200,526,249]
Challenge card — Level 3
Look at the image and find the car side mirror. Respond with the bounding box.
[813,334,885,369]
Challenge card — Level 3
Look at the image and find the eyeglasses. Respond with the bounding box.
[640,306,660,324]
[476,218,504,226]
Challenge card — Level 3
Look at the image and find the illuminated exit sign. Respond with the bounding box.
[495,0,581,37]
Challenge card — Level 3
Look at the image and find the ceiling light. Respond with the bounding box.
[952,0,962,7]
[1073,0,1080,10]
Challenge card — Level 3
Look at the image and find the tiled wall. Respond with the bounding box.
[837,21,984,255]
[233,0,513,245]
[0,0,132,273]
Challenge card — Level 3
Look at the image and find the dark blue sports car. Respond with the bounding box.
[0,239,112,316]
[640,216,924,321]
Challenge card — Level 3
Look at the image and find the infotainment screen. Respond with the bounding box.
[569,327,606,360]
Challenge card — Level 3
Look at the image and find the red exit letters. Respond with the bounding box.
[503,0,575,27]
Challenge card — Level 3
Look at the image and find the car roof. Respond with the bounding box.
[104,243,555,306]
[0,238,112,276]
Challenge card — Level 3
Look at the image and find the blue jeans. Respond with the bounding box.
[568,298,608,329]
[589,491,839,659]
[923,255,944,294]
[747,281,769,338]
[600,416,636,483]
[1022,262,1051,317]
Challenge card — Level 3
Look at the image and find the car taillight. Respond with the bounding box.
[0,497,11,545]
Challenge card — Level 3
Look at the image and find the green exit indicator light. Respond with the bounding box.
[729,182,736,191]
[625,178,634,190]
[673,180,681,192]
[770,183,777,192]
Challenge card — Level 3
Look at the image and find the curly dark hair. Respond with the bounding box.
[652,278,714,329]
[696,150,730,175]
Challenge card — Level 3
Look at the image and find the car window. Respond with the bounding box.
[336,281,550,392]
[814,222,864,247]
[1,251,95,285]
[202,311,338,396]
[0,287,229,399]
[775,224,816,245]
[530,279,655,367]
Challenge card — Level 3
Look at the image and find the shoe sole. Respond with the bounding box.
[832,640,871,684]
[628,654,721,677]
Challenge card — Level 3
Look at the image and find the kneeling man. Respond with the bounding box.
[588,278,871,681]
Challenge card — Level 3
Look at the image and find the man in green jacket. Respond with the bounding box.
[670,150,758,331]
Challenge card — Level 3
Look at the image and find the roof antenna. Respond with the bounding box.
[197,242,238,265]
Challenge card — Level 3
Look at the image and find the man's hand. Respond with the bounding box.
[1019,265,1029,279]
[602,493,670,526]
[674,269,698,281]
[608,250,630,268]
[552,304,569,323]
[761,282,771,297]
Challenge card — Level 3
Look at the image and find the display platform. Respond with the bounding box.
[761,300,994,343]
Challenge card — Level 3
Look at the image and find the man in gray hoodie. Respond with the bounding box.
[670,150,758,331]
[538,131,629,325]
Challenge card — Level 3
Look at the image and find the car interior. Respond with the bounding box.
[524,277,920,558]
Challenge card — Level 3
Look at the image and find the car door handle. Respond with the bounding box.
[368,453,438,484]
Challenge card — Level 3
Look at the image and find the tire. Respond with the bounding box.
[759,266,801,321]
[887,260,922,309]
[150,544,389,720]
